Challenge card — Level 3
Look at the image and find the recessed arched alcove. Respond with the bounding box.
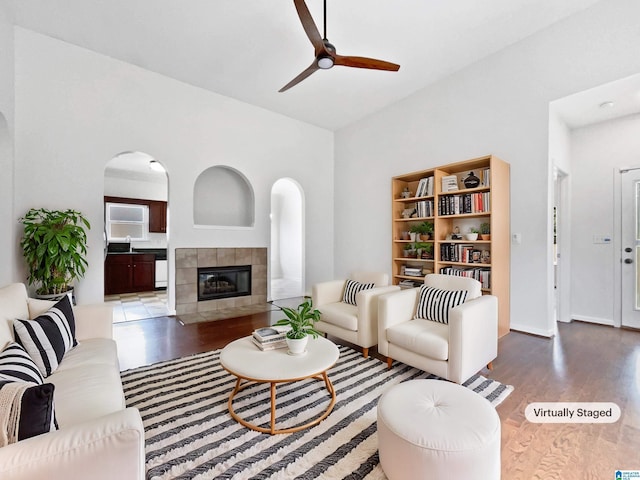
[194,166,254,227]
[270,178,304,300]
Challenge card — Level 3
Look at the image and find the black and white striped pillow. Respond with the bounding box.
[0,342,44,385]
[342,279,375,306]
[13,295,77,377]
[414,285,468,324]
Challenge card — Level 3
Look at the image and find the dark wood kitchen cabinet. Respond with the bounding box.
[104,196,167,233]
[148,201,167,233]
[104,254,155,295]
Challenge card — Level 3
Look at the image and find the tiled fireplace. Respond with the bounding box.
[175,248,267,316]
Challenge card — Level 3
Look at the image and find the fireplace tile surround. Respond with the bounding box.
[175,248,267,316]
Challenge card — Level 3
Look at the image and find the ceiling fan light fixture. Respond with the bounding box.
[317,56,334,69]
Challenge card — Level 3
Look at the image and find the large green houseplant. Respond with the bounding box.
[19,208,91,296]
[274,299,322,354]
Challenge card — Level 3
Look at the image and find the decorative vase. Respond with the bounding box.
[286,336,308,355]
[463,171,480,189]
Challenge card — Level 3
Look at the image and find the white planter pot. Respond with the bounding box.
[465,233,478,241]
[286,336,308,355]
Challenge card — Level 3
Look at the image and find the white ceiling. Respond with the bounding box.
[2,0,608,131]
[552,72,640,129]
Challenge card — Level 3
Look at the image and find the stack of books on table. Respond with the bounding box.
[251,326,290,351]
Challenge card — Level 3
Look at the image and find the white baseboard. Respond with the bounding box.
[571,314,615,327]
[509,322,555,338]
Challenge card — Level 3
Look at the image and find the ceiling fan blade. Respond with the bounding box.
[334,55,400,71]
[279,62,320,92]
[293,0,327,56]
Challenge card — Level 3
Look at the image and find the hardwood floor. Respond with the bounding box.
[114,315,640,479]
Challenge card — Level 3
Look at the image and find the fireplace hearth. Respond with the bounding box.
[198,265,251,301]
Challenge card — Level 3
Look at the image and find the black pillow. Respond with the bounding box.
[0,381,57,443]
[13,295,78,377]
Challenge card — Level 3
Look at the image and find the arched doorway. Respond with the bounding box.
[270,178,304,300]
[104,151,170,322]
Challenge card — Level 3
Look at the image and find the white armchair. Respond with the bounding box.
[312,272,400,358]
[378,274,498,384]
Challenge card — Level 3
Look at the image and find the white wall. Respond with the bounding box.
[570,114,640,325]
[334,0,640,336]
[0,10,15,286]
[13,28,334,307]
[104,174,168,202]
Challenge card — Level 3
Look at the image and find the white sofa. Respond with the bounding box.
[378,274,498,384]
[0,283,145,480]
[312,272,400,358]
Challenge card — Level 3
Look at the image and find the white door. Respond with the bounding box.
[621,168,640,329]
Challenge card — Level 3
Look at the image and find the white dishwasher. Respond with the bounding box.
[155,259,168,289]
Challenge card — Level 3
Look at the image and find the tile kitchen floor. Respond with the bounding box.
[104,290,169,323]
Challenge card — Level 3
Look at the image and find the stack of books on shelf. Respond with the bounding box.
[439,266,491,289]
[438,192,490,216]
[440,243,483,263]
[441,175,459,192]
[399,279,421,289]
[404,267,423,277]
[415,176,434,197]
[480,168,491,187]
[416,199,434,218]
[251,326,290,351]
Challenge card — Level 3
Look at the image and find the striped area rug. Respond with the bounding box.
[122,345,513,479]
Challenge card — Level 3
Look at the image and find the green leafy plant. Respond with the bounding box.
[19,208,91,295]
[480,222,491,234]
[469,227,480,234]
[414,242,433,253]
[409,222,434,235]
[274,299,322,340]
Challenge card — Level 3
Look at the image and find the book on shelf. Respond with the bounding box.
[251,336,287,351]
[415,176,434,197]
[399,279,421,288]
[439,266,491,289]
[404,267,423,277]
[438,192,490,216]
[441,175,458,192]
[416,199,434,218]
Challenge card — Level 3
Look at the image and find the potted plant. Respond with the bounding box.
[410,222,434,241]
[465,228,479,241]
[274,299,322,355]
[480,222,491,241]
[415,242,434,259]
[19,208,91,300]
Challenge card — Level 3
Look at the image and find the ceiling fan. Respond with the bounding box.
[279,0,400,92]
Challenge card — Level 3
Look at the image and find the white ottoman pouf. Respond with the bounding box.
[377,379,501,480]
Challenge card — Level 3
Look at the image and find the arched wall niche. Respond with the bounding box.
[194,166,254,227]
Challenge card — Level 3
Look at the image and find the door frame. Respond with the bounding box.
[612,165,640,328]
[554,166,571,323]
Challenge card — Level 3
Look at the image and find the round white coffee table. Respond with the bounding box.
[220,335,340,434]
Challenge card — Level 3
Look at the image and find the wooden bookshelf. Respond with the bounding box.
[391,155,510,337]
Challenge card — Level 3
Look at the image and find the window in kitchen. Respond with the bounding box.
[106,203,148,241]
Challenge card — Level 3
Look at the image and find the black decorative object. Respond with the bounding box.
[463,171,480,189]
